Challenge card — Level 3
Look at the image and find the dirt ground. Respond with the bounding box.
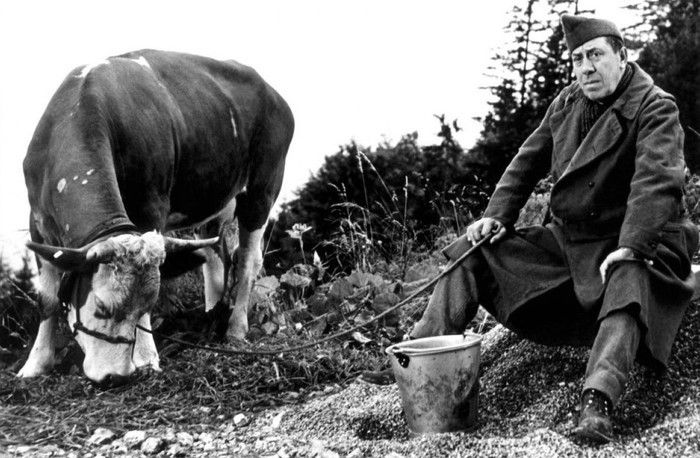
[3,301,698,457]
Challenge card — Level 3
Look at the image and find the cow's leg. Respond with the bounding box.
[198,200,236,312]
[17,264,61,377]
[226,94,292,340]
[227,223,266,340]
[202,247,226,312]
[132,312,161,371]
[17,315,58,377]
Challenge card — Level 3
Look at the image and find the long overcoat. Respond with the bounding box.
[444,63,698,368]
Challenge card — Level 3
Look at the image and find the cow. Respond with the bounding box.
[18,49,294,385]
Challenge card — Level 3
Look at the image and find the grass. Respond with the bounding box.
[0,332,388,449]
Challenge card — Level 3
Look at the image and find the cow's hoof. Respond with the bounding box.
[16,350,56,378]
[17,360,54,378]
[226,323,248,342]
[225,332,248,344]
[134,360,161,372]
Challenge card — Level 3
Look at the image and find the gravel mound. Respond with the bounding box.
[215,300,700,457]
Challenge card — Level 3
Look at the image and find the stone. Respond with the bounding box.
[262,321,279,335]
[347,448,364,458]
[167,443,186,457]
[271,412,285,428]
[122,430,147,448]
[309,439,340,458]
[163,428,177,443]
[176,431,194,446]
[87,428,116,445]
[233,413,250,426]
[110,443,128,455]
[198,432,214,443]
[140,437,165,455]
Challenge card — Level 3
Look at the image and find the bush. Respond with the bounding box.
[0,254,40,368]
[267,120,491,277]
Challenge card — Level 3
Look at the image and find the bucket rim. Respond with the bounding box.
[385,333,482,357]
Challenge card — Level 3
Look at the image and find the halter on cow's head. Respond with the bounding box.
[27,231,217,385]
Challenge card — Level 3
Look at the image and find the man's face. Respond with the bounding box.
[572,36,627,101]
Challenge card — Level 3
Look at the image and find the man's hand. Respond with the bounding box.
[599,247,636,283]
[466,217,507,244]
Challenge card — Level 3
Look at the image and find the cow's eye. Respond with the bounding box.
[93,297,112,319]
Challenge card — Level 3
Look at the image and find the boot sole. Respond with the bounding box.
[572,425,614,443]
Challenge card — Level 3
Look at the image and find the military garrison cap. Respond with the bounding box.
[560,14,623,52]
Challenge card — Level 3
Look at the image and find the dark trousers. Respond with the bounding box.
[583,310,640,405]
[413,261,642,406]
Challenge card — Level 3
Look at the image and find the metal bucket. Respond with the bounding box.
[386,333,482,434]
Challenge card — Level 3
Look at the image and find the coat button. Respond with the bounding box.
[588,181,594,188]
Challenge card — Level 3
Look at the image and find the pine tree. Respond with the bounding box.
[628,0,700,170]
[469,0,578,186]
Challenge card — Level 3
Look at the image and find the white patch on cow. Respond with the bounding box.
[81,179,88,185]
[229,109,238,138]
[78,59,110,78]
[17,315,58,377]
[17,263,62,378]
[131,56,152,70]
[57,178,67,193]
[132,313,161,370]
[34,262,61,302]
[91,232,166,272]
[228,225,266,339]
[86,169,95,176]
[201,246,225,312]
[139,231,167,266]
[73,175,79,181]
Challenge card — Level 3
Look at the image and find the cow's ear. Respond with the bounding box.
[26,241,90,271]
[160,250,207,279]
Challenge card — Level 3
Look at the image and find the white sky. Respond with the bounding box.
[0,0,639,265]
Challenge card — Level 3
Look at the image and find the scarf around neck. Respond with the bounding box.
[579,63,634,141]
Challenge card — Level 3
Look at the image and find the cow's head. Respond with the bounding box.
[27,231,217,385]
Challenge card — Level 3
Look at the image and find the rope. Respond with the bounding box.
[136,232,495,356]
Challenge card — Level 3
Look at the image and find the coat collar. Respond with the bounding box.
[610,62,655,119]
[559,62,654,120]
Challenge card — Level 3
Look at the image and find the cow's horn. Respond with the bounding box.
[163,236,219,253]
[85,239,119,264]
[26,241,91,271]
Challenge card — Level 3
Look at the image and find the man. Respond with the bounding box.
[367,14,698,442]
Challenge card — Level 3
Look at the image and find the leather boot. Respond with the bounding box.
[572,388,614,443]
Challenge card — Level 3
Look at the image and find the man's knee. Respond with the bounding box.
[410,262,479,338]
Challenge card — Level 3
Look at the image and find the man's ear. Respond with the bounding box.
[620,47,628,66]
[160,250,207,279]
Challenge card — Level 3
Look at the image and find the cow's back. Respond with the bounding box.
[111,50,292,229]
[26,50,292,246]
